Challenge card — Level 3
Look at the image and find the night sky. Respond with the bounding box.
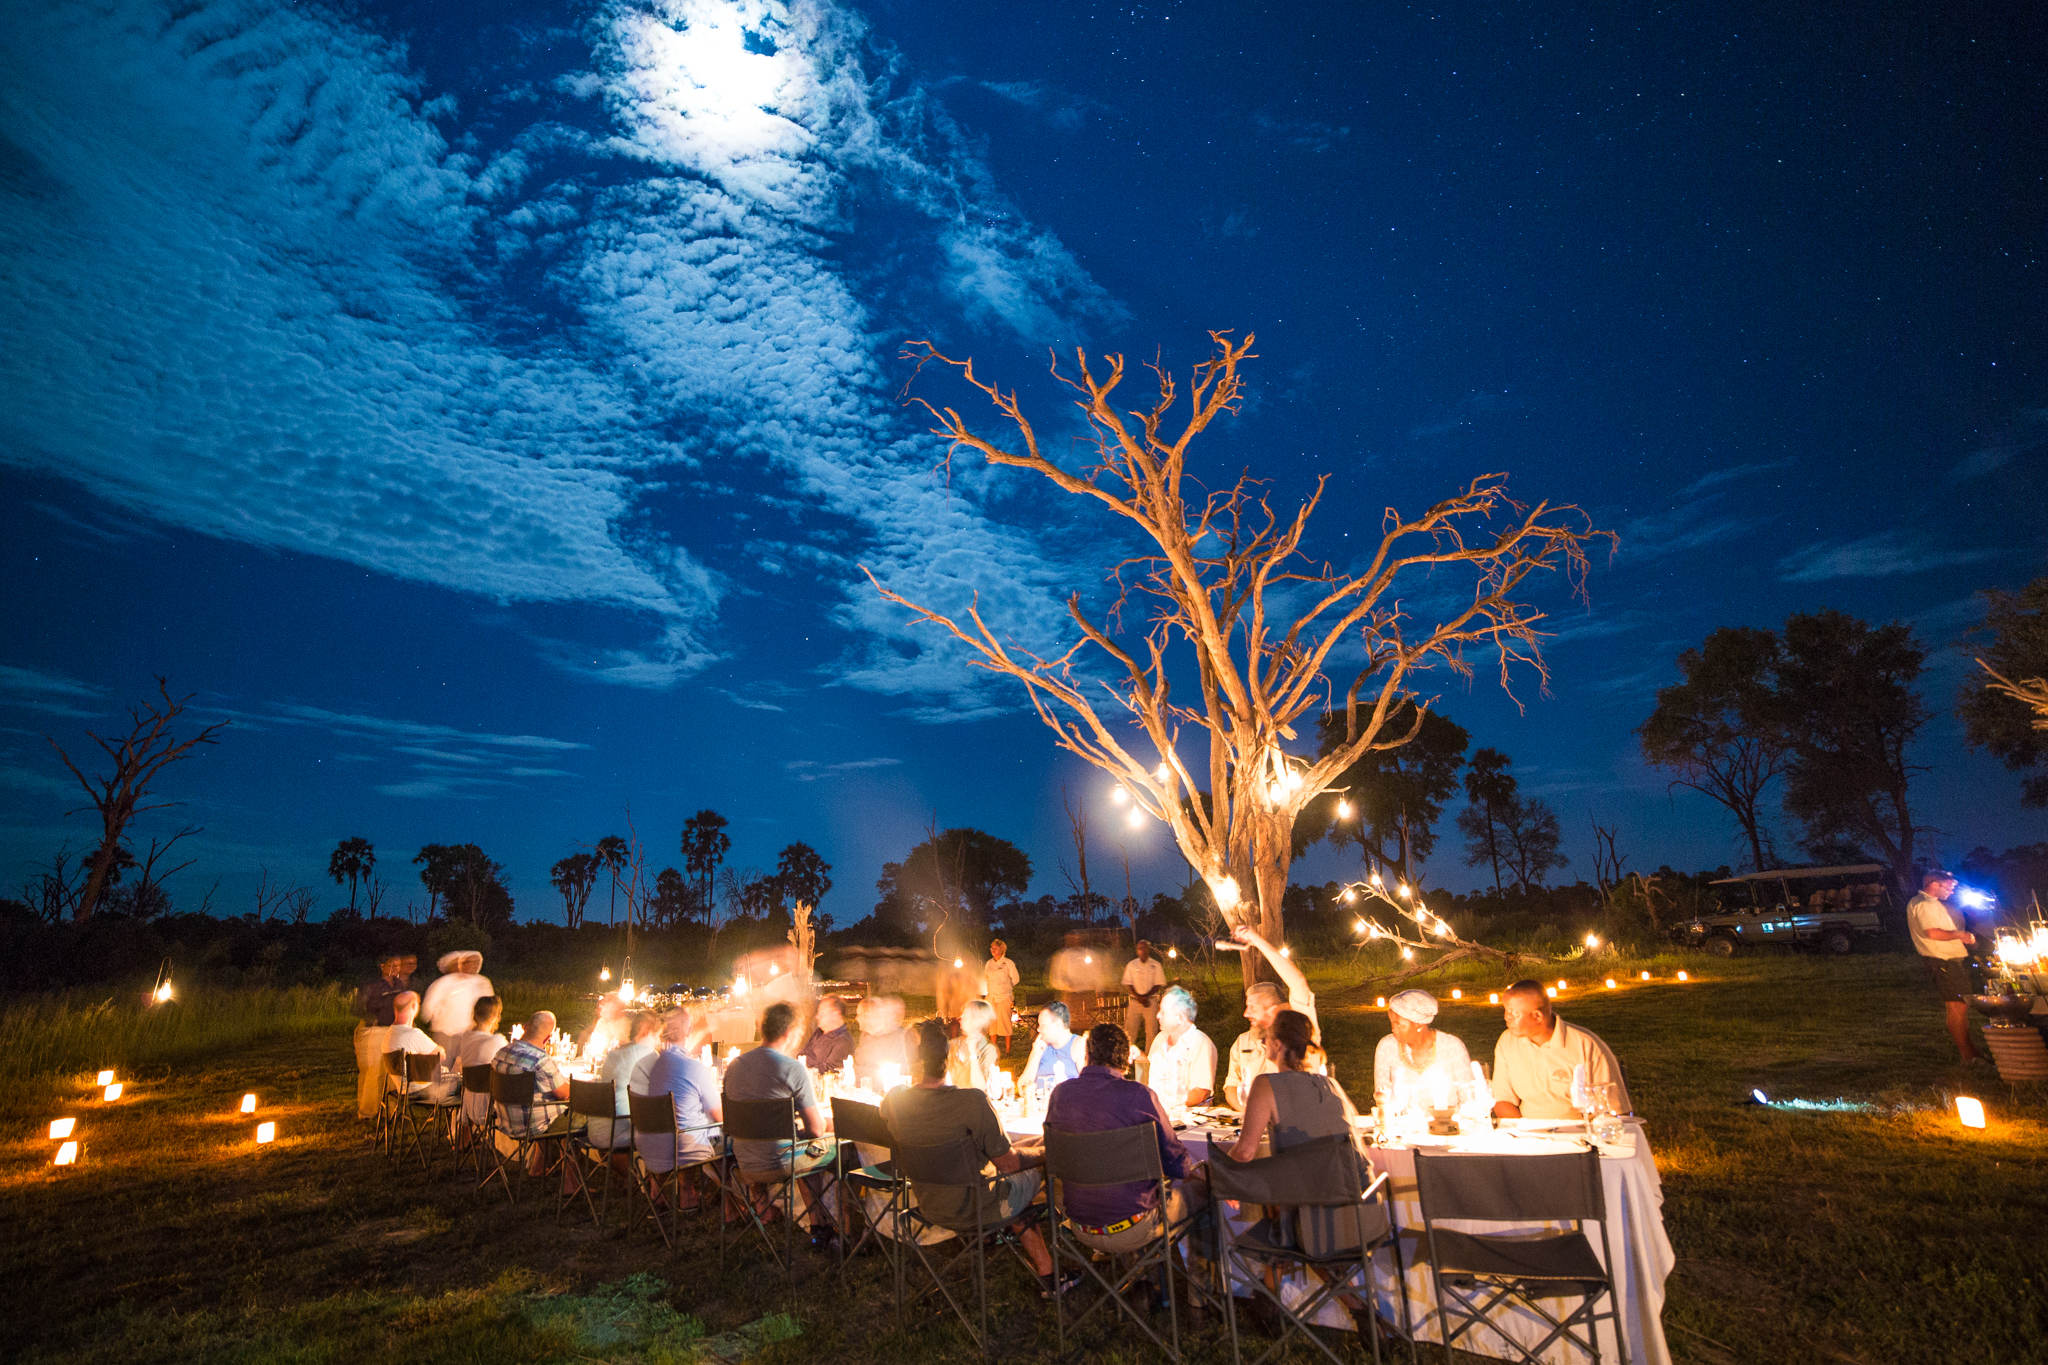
[3,0,2043,925]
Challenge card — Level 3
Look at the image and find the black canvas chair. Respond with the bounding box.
[893,1137,1043,1358]
[721,1095,837,1283]
[403,1071,462,1170]
[384,1052,441,1169]
[1207,1132,1409,1365]
[482,1068,568,1203]
[1044,1122,1193,1362]
[459,1063,497,1182]
[627,1089,725,1249]
[829,1096,912,1304]
[561,1078,626,1228]
[1411,1149,1625,1365]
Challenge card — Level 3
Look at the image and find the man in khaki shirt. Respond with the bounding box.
[1490,980,1631,1120]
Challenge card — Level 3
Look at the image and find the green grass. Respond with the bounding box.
[2,954,2042,1364]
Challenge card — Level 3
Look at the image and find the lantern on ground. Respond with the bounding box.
[50,1118,76,1140]
[240,1094,257,1114]
[96,1070,114,1086]
[256,1122,276,1144]
[1956,1097,1986,1129]
[54,1142,79,1166]
[103,1083,123,1101]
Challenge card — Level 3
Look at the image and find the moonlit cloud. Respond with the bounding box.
[0,0,1123,708]
[1778,531,1999,583]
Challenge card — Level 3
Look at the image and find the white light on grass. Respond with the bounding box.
[240,1094,257,1114]
[1641,971,1651,981]
[97,1070,115,1086]
[1677,971,1689,981]
[103,1083,123,1101]
[55,1142,78,1166]
[1606,979,1617,989]
[1488,993,1500,1005]
[1450,989,1462,999]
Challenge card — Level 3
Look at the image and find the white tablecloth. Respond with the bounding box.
[1011,1112,1673,1364]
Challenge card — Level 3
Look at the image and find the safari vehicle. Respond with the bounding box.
[1678,864,1897,957]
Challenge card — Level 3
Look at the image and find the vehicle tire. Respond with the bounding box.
[1705,935,1737,958]
[1821,929,1854,955]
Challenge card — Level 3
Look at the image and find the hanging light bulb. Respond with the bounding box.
[1397,884,1411,899]
[1111,786,1130,804]
[1210,876,1241,911]
[154,980,173,1004]
[599,966,611,982]
[1354,919,1367,934]
[1369,870,1383,887]
[1166,946,1178,959]
[1400,946,1414,960]
[1154,763,1171,782]
[1126,807,1145,829]
[1341,888,1357,903]
[1336,798,1353,818]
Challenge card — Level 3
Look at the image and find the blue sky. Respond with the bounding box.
[3,0,2043,925]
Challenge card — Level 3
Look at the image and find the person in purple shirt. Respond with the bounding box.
[1044,1022,1196,1255]
[638,1007,723,1211]
[797,995,853,1074]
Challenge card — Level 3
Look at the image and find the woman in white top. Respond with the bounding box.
[1372,988,1474,1113]
[438,995,508,1126]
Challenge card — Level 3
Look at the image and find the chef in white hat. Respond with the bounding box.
[1373,988,1474,1112]
[420,951,493,1054]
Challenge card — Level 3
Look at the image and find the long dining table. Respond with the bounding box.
[1004,1108,1673,1365]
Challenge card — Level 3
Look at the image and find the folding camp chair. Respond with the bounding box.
[1208,1132,1410,1365]
[721,1096,837,1283]
[829,1098,907,1263]
[459,1063,496,1181]
[561,1077,626,1228]
[1044,1122,1193,1362]
[404,1071,462,1170]
[893,1137,1044,1358]
[385,1052,440,1169]
[627,1090,725,1249]
[1412,1149,1626,1365]
[481,1068,567,1203]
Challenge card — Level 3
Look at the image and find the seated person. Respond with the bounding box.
[1222,925,1322,1109]
[639,1007,723,1210]
[798,995,854,1074]
[883,1019,1067,1295]
[580,995,629,1062]
[1490,980,1632,1120]
[947,998,1003,1093]
[852,995,912,1088]
[429,994,506,1112]
[591,1010,662,1150]
[1046,1022,1196,1254]
[1020,1001,1085,1098]
[1372,989,1474,1112]
[384,991,446,1094]
[1231,1008,1367,1259]
[1146,986,1218,1110]
[725,1001,840,1249]
[492,1010,572,1170]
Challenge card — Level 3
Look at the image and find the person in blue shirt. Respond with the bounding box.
[638,1007,723,1211]
[1021,1000,1085,1098]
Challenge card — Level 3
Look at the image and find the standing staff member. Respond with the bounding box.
[1907,870,1983,1065]
[983,940,1022,1054]
[421,951,493,1054]
[353,952,411,1119]
[1121,940,1168,1055]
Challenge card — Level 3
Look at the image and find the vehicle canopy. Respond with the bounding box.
[1707,865,1895,913]
[1709,864,1887,885]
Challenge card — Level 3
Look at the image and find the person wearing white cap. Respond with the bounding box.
[420,951,493,1054]
[1373,989,1473,1112]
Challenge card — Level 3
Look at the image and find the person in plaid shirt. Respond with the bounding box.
[493,1009,571,1164]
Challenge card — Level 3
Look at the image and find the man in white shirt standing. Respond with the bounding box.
[1146,986,1217,1109]
[420,952,493,1053]
[1907,870,1982,1065]
[1121,940,1168,1055]
[983,940,1022,1054]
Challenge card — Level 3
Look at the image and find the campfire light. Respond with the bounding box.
[50,1118,75,1140]
[256,1122,276,1144]
[55,1142,78,1166]
[97,1070,114,1086]
[1956,1097,1986,1129]
[103,1083,123,1101]
[241,1094,257,1114]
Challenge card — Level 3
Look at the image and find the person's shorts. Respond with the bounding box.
[1923,956,1973,1003]
[739,1137,839,1181]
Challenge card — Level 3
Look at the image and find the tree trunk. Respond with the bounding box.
[75,841,119,923]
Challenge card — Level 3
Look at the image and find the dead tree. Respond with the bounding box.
[873,333,1609,988]
[46,678,226,922]
[1589,816,1629,897]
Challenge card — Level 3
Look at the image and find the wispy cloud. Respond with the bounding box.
[1675,459,1793,499]
[976,79,1105,132]
[0,665,108,719]
[1253,111,1350,153]
[785,756,903,781]
[1614,494,1762,563]
[0,0,1122,709]
[1947,407,2048,483]
[1778,531,1999,583]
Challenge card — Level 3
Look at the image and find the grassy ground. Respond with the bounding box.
[3,956,2043,1364]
